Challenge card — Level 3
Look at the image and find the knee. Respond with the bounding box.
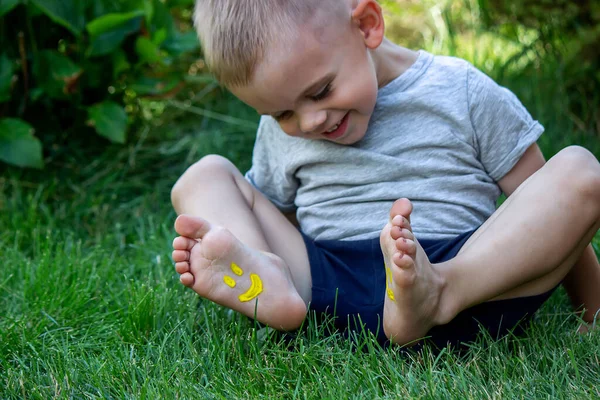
[171,155,235,205]
[554,146,600,202]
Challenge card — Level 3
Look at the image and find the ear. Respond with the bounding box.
[351,0,385,49]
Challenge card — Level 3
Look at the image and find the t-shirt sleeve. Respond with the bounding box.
[244,116,299,212]
[467,65,544,181]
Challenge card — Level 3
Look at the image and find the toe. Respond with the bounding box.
[389,198,413,221]
[396,237,416,256]
[175,261,190,274]
[391,226,415,241]
[173,236,197,250]
[400,228,415,241]
[175,215,212,239]
[393,252,413,270]
[180,272,194,286]
[392,215,412,231]
[390,225,403,240]
[172,249,190,262]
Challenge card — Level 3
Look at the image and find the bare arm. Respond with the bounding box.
[498,143,600,325]
[497,143,546,196]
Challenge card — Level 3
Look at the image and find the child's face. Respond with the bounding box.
[231,6,382,145]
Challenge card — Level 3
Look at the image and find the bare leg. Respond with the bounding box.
[562,244,600,330]
[171,155,310,330]
[446,146,600,313]
[381,146,600,345]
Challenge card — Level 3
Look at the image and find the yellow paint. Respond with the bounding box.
[223,275,236,288]
[238,273,263,302]
[385,263,395,302]
[387,288,395,301]
[231,262,243,276]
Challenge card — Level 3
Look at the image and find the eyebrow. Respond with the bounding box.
[259,73,335,116]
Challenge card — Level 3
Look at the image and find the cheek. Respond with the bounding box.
[339,74,378,113]
[354,79,378,114]
[339,55,379,111]
[366,73,379,105]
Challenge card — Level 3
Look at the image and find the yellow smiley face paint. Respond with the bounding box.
[222,262,264,302]
[238,273,263,302]
[385,263,395,302]
[230,262,243,276]
[223,275,236,288]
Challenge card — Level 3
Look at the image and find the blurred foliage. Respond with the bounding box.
[477,0,600,137]
[382,0,600,137]
[0,0,200,168]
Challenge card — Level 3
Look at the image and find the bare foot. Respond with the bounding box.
[380,198,449,345]
[172,215,307,331]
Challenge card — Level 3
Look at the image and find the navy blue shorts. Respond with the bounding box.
[302,230,556,348]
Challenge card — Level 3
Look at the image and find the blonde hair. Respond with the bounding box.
[194,0,346,87]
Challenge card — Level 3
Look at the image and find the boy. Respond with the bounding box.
[171,0,600,347]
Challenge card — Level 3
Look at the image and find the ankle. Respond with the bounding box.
[434,264,461,326]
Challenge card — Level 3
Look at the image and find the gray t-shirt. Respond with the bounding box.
[245,51,543,241]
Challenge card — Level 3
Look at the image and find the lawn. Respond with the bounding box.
[2,4,600,399]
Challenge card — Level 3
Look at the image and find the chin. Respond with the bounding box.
[341,128,367,145]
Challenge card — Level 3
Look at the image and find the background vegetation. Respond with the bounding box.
[1,0,599,398]
[0,0,199,168]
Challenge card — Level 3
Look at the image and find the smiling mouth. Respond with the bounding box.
[326,119,342,133]
[238,273,263,302]
[322,112,349,139]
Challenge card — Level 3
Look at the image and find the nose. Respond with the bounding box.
[298,107,327,134]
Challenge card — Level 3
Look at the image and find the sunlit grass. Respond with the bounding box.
[1,188,599,397]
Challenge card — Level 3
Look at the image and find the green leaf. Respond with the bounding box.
[86,10,145,37]
[163,31,200,55]
[33,50,82,99]
[121,0,153,19]
[31,0,85,37]
[0,0,20,18]
[0,54,15,102]
[0,118,43,168]
[152,28,168,46]
[135,36,162,64]
[149,0,175,38]
[87,101,128,143]
[141,0,154,23]
[26,1,44,17]
[87,17,142,57]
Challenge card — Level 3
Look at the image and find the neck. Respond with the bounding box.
[371,38,419,88]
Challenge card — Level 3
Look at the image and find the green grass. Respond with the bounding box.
[1,192,599,398]
[1,199,599,398]
[2,2,600,398]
